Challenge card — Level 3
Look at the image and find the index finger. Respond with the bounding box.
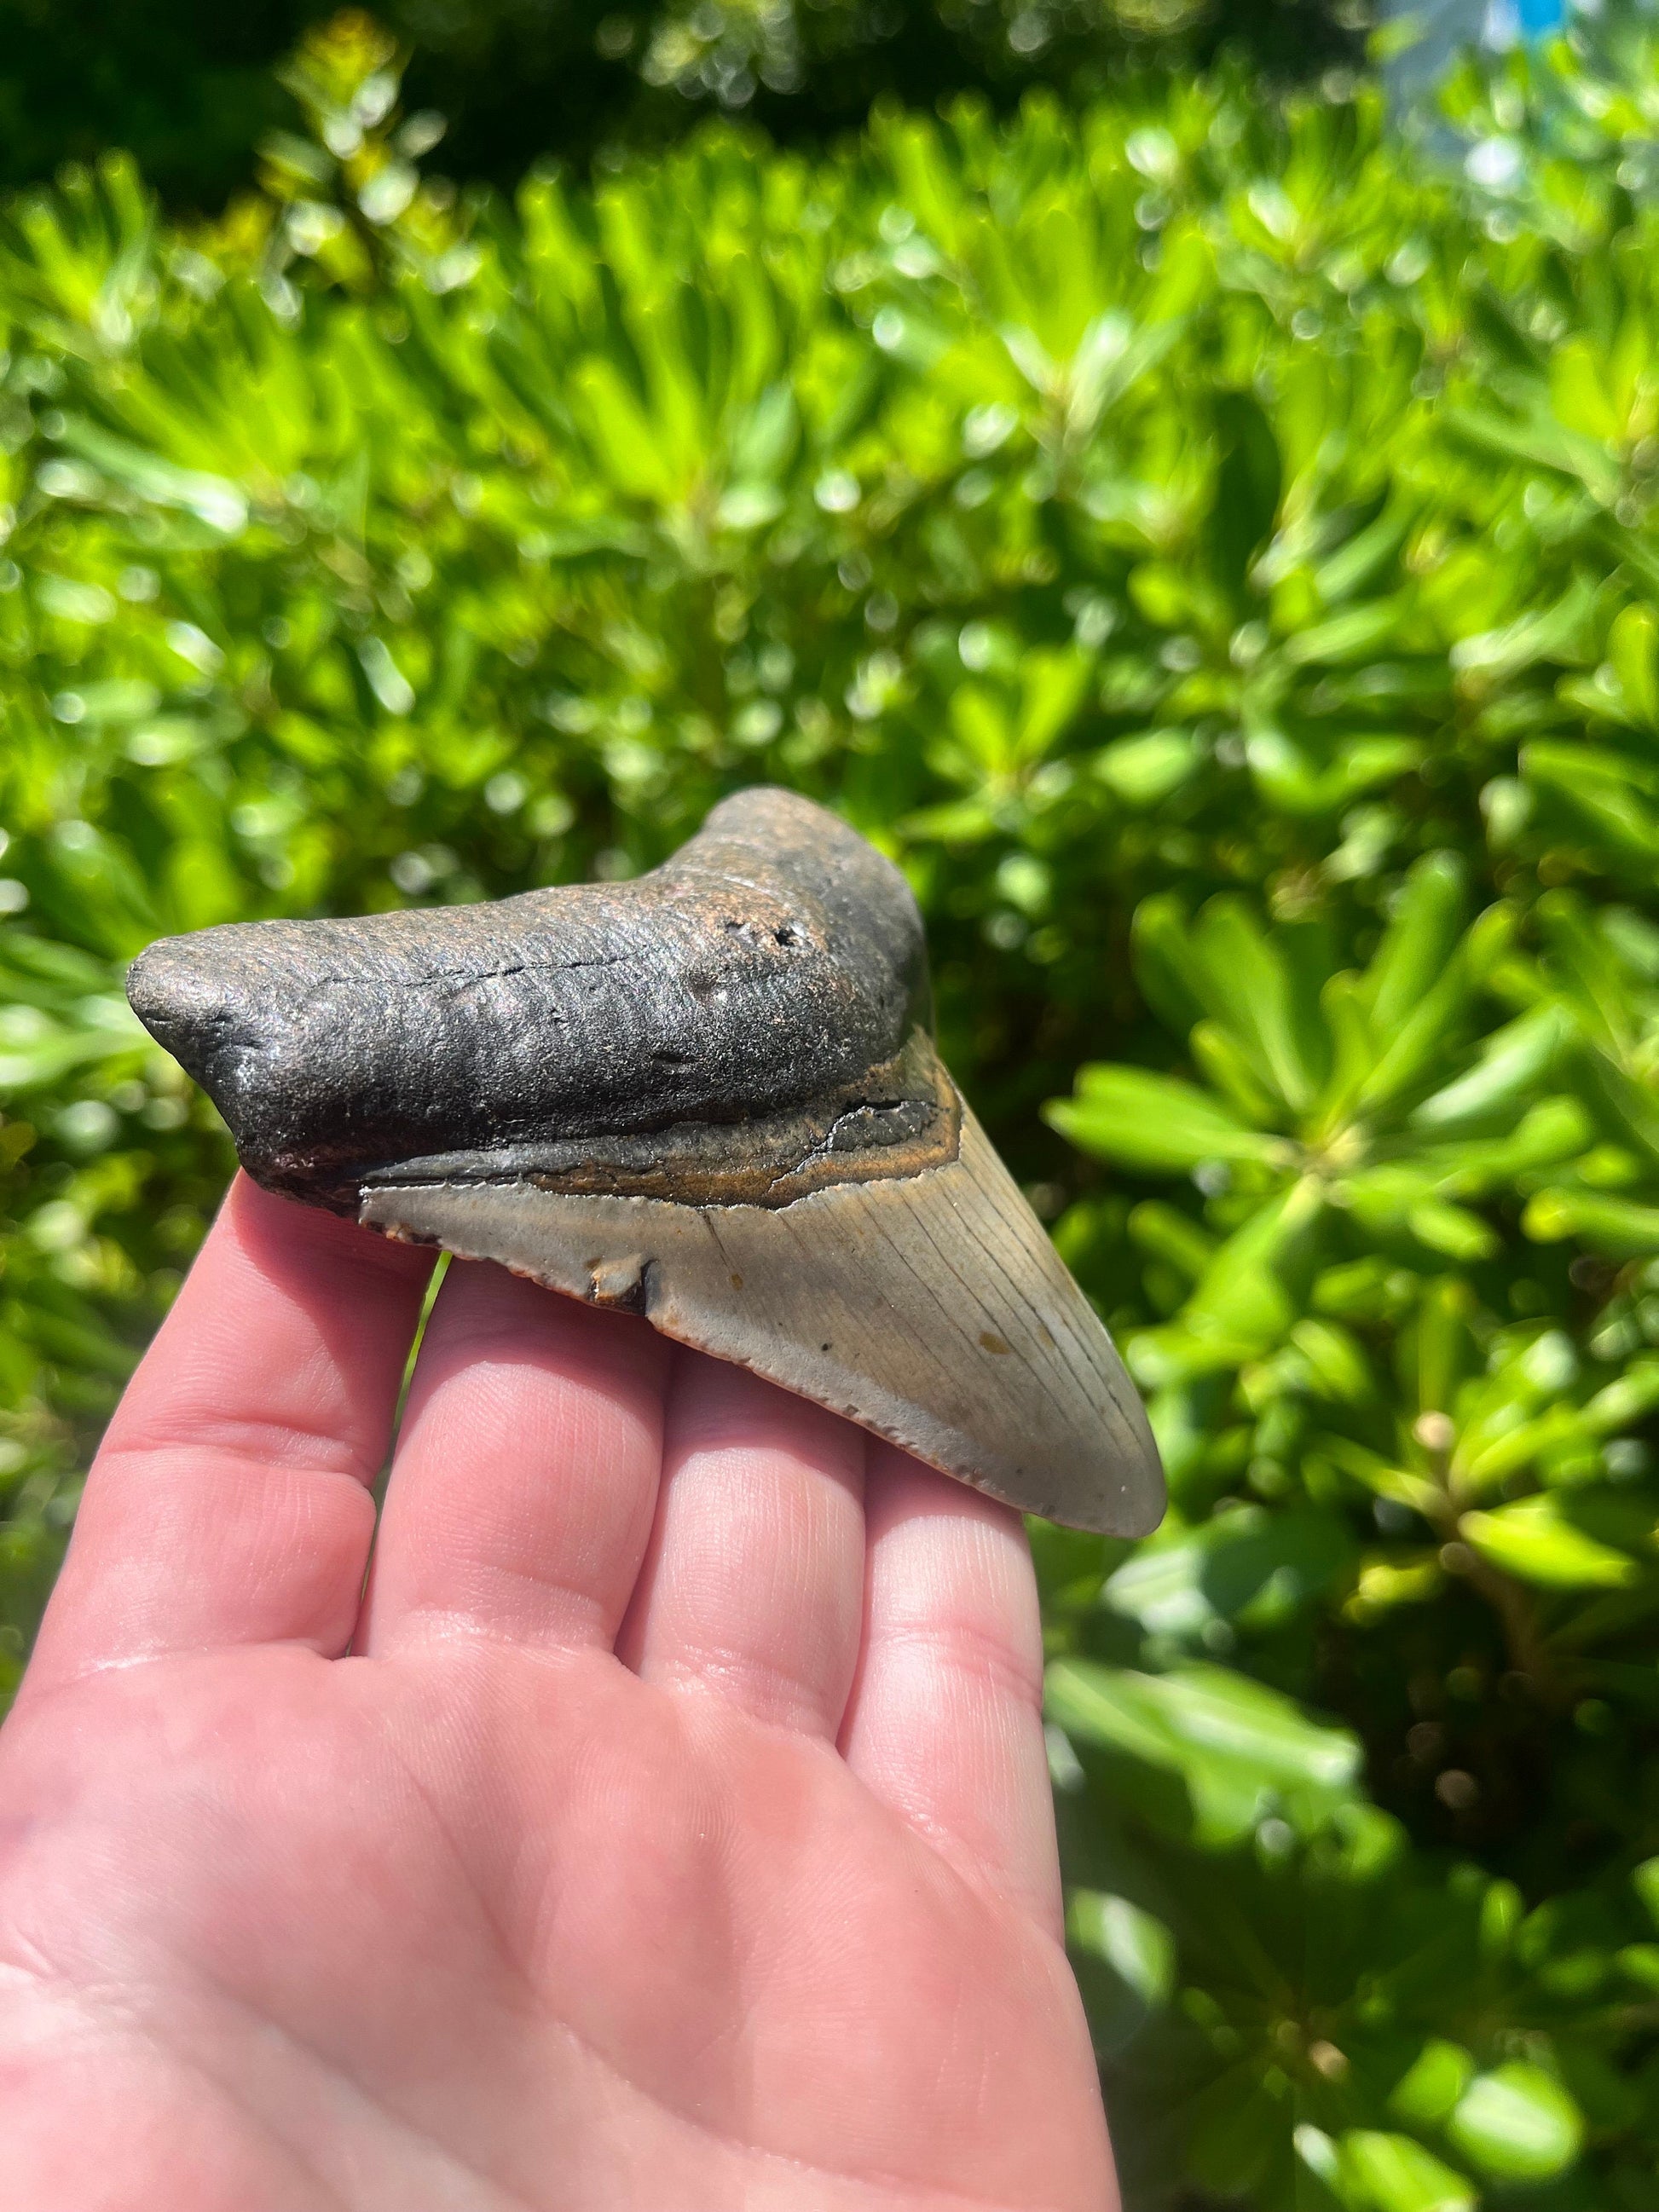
[20,1174,434,1699]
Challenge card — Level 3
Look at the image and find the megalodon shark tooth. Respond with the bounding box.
[126,786,1164,1537]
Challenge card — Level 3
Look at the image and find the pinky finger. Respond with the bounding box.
[839,1446,1062,1940]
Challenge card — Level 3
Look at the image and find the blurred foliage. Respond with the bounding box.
[0,0,1362,211]
[10,9,1659,2208]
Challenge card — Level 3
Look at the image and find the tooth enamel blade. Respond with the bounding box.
[360,1100,1163,1537]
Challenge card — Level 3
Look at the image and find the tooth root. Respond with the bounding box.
[361,1097,1163,1537]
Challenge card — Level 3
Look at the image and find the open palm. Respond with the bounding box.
[0,1177,1116,2210]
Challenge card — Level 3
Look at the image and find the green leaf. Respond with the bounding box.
[1045,1658,1362,1843]
[1399,1276,1478,1428]
[1182,1174,1326,1346]
[1243,726,1422,816]
[58,416,247,533]
[1190,897,1324,1111]
[1449,575,1598,684]
[1209,389,1281,597]
[1410,1008,1568,1132]
[1127,1199,1217,1280]
[1387,2041,1477,2128]
[1014,646,1094,764]
[1448,404,1622,506]
[1131,892,1214,1036]
[1581,1358,1659,1434]
[1404,1199,1500,1262]
[1281,598,1407,667]
[1365,852,1467,1042]
[1101,1503,1355,1641]
[1095,729,1199,806]
[1189,1019,1285,1123]
[1066,1889,1176,2007]
[1335,2131,1476,2212]
[0,998,147,1094]
[1292,1316,1374,1401]
[1610,602,1659,727]
[1447,2064,1584,2182]
[1460,1495,1643,1589]
[1186,2059,1286,2197]
[1524,1187,1659,1256]
[1524,743,1659,862]
[1046,1068,1284,1174]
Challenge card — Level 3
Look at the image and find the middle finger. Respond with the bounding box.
[361,1260,669,1657]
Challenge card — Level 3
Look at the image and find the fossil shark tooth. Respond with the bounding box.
[126,786,1164,1536]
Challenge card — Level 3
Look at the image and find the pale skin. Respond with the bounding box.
[0,1175,1119,2211]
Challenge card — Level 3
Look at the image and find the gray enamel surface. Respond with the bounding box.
[361,1103,1164,1537]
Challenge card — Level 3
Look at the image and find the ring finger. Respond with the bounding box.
[616,1351,867,1740]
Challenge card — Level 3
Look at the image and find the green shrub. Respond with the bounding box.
[6,16,1659,2206]
[0,0,1359,211]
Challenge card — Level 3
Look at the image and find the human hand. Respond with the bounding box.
[0,1175,1117,2210]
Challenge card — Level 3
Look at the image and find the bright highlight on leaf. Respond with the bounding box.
[1447,2063,1584,2182]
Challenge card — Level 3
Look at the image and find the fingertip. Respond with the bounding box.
[861,1448,1043,1684]
[864,1446,1033,1574]
[364,1260,672,1655]
[842,1443,1060,1938]
[399,1256,664,1413]
[219,1171,438,1296]
[618,1350,868,1736]
[26,1174,438,1684]
[102,1172,435,1472]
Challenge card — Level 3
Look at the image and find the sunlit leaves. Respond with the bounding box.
[7,16,1659,2210]
[1445,2061,1584,2183]
[1046,1068,1289,1174]
[1046,1657,1364,1843]
[1329,2132,1475,2212]
[1460,1493,1647,1590]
